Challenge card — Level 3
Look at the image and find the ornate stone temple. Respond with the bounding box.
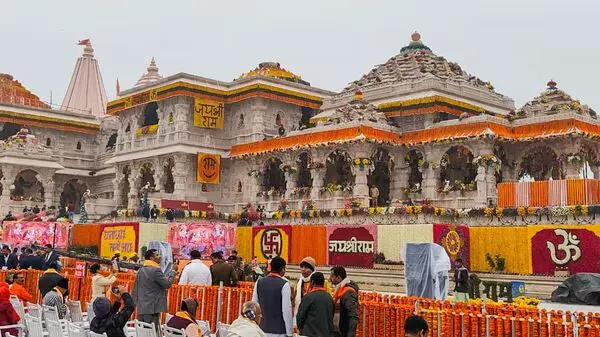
[2,33,599,220]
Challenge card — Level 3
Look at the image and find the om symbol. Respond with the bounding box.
[546,229,581,265]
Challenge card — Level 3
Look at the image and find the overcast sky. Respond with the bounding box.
[1,0,599,110]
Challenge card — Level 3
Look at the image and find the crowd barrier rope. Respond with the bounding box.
[4,263,600,336]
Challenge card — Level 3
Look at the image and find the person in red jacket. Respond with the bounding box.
[0,284,21,337]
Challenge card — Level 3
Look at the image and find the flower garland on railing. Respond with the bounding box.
[473,154,500,168]
[135,124,158,137]
[114,204,600,221]
[353,158,373,171]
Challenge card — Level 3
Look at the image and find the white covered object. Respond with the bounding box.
[401,243,451,300]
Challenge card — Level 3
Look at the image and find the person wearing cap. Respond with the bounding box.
[210,251,237,287]
[90,285,135,337]
[42,277,69,319]
[296,272,335,337]
[167,298,201,337]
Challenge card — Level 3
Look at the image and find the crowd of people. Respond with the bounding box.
[0,243,438,337]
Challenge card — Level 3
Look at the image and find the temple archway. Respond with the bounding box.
[0,123,21,140]
[60,179,87,210]
[518,146,562,181]
[139,163,155,189]
[368,148,391,206]
[405,149,424,191]
[440,146,477,190]
[163,157,175,193]
[11,169,44,202]
[579,144,599,179]
[296,152,312,188]
[324,149,354,192]
[120,165,131,207]
[106,133,117,151]
[262,157,286,196]
[141,102,159,127]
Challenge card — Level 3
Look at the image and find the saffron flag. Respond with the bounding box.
[197,153,221,184]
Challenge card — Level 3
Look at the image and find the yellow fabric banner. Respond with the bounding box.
[100,225,138,259]
[235,227,253,262]
[194,98,224,129]
[196,153,221,184]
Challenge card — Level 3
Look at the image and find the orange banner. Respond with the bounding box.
[196,153,221,184]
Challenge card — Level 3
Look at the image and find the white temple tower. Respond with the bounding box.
[135,57,163,87]
[61,40,108,117]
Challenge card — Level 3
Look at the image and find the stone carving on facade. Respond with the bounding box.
[323,92,389,126]
[516,80,597,119]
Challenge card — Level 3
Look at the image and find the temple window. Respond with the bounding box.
[299,107,314,130]
[141,102,159,127]
[11,169,44,202]
[46,138,51,147]
[276,113,282,126]
[440,146,477,191]
[125,124,131,132]
[518,146,562,181]
[163,158,175,193]
[238,114,244,129]
[60,179,87,210]
[324,150,354,193]
[368,148,392,206]
[76,141,82,150]
[0,123,21,140]
[106,133,117,151]
[237,181,243,193]
[139,163,155,189]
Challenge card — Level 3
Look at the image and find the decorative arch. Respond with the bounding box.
[141,102,159,127]
[237,114,245,129]
[262,157,286,196]
[46,138,52,147]
[405,149,424,191]
[0,123,21,140]
[440,146,477,189]
[518,146,562,181]
[76,141,82,150]
[11,169,44,202]
[120,165,131,207]
[163,157,175,193]
[60,179,87,210]
[296,152,312,188]
[139,163,155,189]
[125,123,131,133]
[578,144,599,179]
[324,149,354,191]
[368,148,392,206]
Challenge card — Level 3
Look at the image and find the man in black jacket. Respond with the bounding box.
[453,258,469,302]
[19,248,44,270]
[297,272,335,337]
[42,244,59,270]
[330,266,359,337]
[90,286,135,337]
[0,245,18,270]
[150,205,159,222]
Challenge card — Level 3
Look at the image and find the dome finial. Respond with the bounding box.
[547,79,558,89]
[353,90,364,101]
[411,31,421,42]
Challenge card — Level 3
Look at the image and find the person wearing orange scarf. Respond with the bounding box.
[330,266,359,337]
[296,272,335,337]
[9,272,32,304]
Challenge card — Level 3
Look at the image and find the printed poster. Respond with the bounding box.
[2,221,71,249]
[168,222,236,258]
[99,222,139,259]
[327,224,377,268]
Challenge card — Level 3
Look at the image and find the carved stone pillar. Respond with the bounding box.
[127,174,139,210]
[153,159,164,193]
[112,176,123,208]
[422,166,440,201]
[564,161,582,179]
[0,167,16,215]
[351,158,370,207]
[174,103,190,133]
[390,165,409,200]
[43,175,55,207]
[486,164,499,207]
[310,167,325,200]
[284,169,297,199]
[250,100,267,142]
[173,154,190,200]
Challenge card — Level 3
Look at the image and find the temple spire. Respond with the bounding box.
[61,39,108,116]
[135,57,163,87]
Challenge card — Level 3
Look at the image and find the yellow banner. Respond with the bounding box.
[197,153,221,184]
[194,98,224,129]
[100,225,138,259]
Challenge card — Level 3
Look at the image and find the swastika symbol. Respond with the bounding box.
[261,229,283,259]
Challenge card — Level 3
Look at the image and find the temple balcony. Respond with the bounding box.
[497,179,600,208]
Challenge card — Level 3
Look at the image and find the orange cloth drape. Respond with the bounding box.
[289,225,327,265]
[529,181,549,207]
[71,224,102,248]
[497,182,516,207]
[567,179,586,205]
[585,179,600,205]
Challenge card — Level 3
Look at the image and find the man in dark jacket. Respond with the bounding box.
[210,251,237,287]
[453,258,469,302]
[0,246,18,270]
[19,248,44,270]
[150,205,159,222]
[330,266,359,337]
[38,261,65,297]
[297,272,335,337]
[42,244,59,270]
[90,286,135,337]
[166,208,175,222]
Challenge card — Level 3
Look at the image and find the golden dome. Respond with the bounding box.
[238,62,310,86]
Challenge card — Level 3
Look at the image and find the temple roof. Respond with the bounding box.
[311,91,391,125]
[135,57,163,87]
[341,32,502,97]
[0,74,50,109]
[516,80,597,119]
[238,62,310,86]
[61,40,108,117]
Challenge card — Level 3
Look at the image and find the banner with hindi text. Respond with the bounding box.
[99,222,139,259]
[194,98,224,129]
[252,225,291,263]
[196,153,221,184]
[167,222,236,258]
[327,224,377,268]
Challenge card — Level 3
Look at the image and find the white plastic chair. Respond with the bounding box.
[165,313,173,322]
[25,315,44,336]
[134,320,157,337]
[67,322,87,337]
[46,319,65,337]
[67,301,86,323]
[8,297,25,325]
[196,320,211,336]
[27,304,43,319]
[215,322,230,337]
[87,331,107,337]
[161,324,185,337]
[86,303,95,323]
